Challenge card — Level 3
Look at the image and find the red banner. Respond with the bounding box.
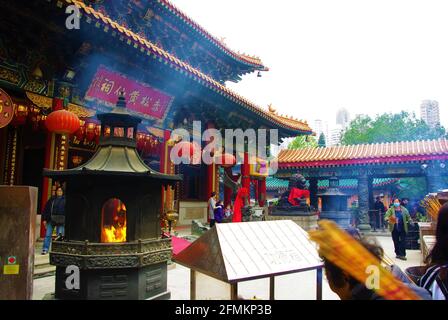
[85,66,174,120]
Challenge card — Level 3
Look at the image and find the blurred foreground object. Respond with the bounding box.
[421,195,442,222]
[309,220,421,300]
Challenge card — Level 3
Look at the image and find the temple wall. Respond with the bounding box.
[178,201,208,226]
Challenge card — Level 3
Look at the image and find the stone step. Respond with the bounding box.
[34,254,50,267]
[33,265,55,279]
[361,231,391,237]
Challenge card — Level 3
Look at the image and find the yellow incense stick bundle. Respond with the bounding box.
[308,220,421,300]
[421,195,442,221]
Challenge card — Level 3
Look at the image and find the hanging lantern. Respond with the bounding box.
[38,114,48,131]
[45,109,80,134]
[11,104,29,126]
[214,153,236,168]
[85,121,97,142]
[136,132,146,151]
[73,120,86,141]
[71,155,84,166]
[143,134,152,156]
[95,124,101,144]
[154,140,161,157]
[104,126,111,137]
[28,105,41,131]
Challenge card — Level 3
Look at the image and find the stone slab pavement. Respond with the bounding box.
[32,234,423,300]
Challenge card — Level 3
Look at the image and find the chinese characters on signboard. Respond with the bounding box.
[85,66,174,120]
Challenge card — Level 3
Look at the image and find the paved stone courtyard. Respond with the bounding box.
[32,234,423,300]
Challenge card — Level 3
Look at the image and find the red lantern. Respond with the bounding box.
[45,109,80,134]
[154,140,161,157]
[38,114,47,131]
[85,121,96,142]
[144,135,153,156]
[136,132,146,151]
[11,104,29,126]
[73,120,85,141]
[95,124,101,144]
[28,105,41,131]
[215,153,236,168]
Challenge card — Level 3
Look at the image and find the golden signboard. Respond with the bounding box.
[250,157,269,178]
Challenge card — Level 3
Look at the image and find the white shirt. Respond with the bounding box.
[208,197,216,219]
[430,279,447,300]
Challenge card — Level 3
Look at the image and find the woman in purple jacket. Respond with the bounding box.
[214,201,224,224]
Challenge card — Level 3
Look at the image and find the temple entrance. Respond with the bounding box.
[21,128,46,214]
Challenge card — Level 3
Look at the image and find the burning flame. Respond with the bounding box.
[101,199,127,243]
[102,223,127,243]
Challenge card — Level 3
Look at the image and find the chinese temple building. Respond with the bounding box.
[266,176,401,206]
[0,0,312,238]
[277,139,448,230]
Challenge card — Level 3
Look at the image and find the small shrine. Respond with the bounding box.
[43,95,182,300]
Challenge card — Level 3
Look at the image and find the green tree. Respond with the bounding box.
[341,111,447,145]
[288,135,318,149]
[318,133,326,147]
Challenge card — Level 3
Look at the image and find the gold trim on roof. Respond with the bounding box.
[26,91,95,118]
[26,91,52,109]
[68,103,96,118]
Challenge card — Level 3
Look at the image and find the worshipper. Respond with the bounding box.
[208,192,218,227]
[401,198,410,211]
[41,186,66,255]
[232,187,249,222]
[384,198,412,260]
[214,200,224,223]
[419,203,448,300]
[374,196,387,229]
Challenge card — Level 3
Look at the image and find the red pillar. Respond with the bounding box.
[40,132,54,238]
[39,96,64,238]
[253,179,259,205]
[224,186,233,208]
[241,151,251,205]
[205,122,216,201]
[224,167,235,208]
[258,178,267,207]
[241,151,250,189]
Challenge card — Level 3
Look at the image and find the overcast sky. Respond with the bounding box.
[171,0,448,129]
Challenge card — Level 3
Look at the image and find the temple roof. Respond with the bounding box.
[278,139,448,168]
[63,0,312,135]
[43,144,181,184]
[156,0,268,70]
